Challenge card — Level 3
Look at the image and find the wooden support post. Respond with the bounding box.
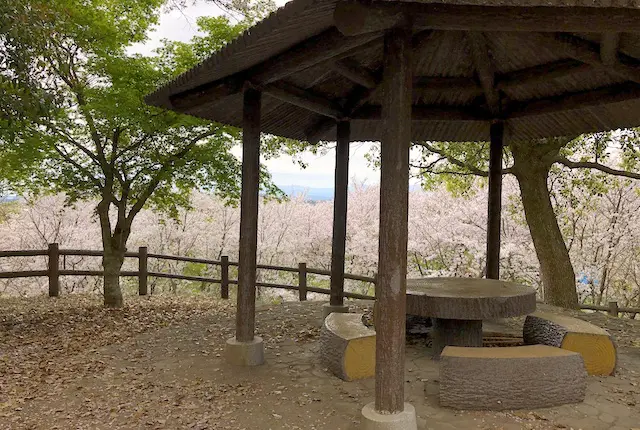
[486,121,504,280]
[608,301,619,317]
[221,255,230,299]
[330,121,350,307]
[236,88,261,342]
[48,243,60,297]
[375,27,412,414]
[138,246,148,296]
[298,263,308,301]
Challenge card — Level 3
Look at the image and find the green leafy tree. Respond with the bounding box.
[408,132,640,308]
[0,0,280,307]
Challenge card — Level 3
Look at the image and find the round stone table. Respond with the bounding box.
[406,277,536,356]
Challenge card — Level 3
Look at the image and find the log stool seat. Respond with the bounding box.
[523,311,617,376]
[440,345,587,410]
[320,312,375,381]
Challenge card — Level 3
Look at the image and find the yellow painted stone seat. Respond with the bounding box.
[523,311,617,376]
[320,312,375,381]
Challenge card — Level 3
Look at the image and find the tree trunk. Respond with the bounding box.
[97,198,129,309]
[103,248,125,308]
[511,144,579,309]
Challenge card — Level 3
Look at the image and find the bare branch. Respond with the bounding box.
[52,144,103,189]
[555,156,640,180]
[126,129,220,222]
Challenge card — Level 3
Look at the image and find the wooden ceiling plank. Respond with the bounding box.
[508,82,640,119]
[496,59,591,92]
[534,33,640,84]
[305,81,381,143]
[169,28,382,110]
[262,81,343,119]
[351,104,490,121]
[332,59,378,89]
[334,2,640,36]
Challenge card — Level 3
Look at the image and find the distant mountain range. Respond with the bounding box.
[276,185,334,201]
[277,184,422,202]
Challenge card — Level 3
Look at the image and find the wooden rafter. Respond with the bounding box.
[600,33,620,66]
[351,104,490,121]
[466,32,501,116]
[305,80,381,143]
[496,59,591,92]
[305,30,434,143]
[533,33,640,84]
[332,59,377,89]
[261,81,343,119]
[334,2,640,36]
[507,82,640,119]
[169,28,382,111]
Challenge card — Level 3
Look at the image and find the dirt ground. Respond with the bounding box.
[1,295,639,429]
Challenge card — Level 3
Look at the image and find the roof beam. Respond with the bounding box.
[305,81,381,143]
[533,33,640,84]
[334,2,640,36]
[600,33,620,66]
[351,104,490,121]
[466,32,501,116]
[495,59,591,92]
[507,82,640,119]
[413,59,593,95]
[168,28,382,111]
[261,81,343,119]
[413,76,481,94]
[305,30,434,143]
[332,59,378,89]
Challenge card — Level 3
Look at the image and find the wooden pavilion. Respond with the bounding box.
[146,0,640,426]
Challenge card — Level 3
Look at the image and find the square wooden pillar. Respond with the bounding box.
[374,26,413,416]
[486,120,504,280]
[329,121,350,307]
[226,88,264,366]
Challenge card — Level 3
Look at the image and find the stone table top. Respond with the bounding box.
[406,277,536,320]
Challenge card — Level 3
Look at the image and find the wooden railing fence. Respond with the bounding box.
[1,243,638,317]
[0,243,375,301]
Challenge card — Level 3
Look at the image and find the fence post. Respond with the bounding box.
[608,301,619,317]
[48,243,60,297]
[138,246,148,296]
[221,256,229,299]
[298,262,307,301]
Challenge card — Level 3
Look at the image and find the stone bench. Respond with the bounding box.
[440,345,587,410]
[320,312,375,381]
[523,311,617,376]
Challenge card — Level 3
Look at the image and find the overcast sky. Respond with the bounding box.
[131,0,390,189]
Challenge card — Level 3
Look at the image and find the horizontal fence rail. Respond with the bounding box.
[0,243,377,303]
[0,243,638,317]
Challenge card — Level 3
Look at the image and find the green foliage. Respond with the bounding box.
[0,1,286,226]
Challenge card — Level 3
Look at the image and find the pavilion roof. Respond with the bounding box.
[145,0,640,143]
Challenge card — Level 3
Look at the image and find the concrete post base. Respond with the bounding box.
[360,402,417,430]
[225,336,264,366]
[322,303,350,319]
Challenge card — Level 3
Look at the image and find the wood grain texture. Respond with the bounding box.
[432,319,483,357]
[236,89,261,342]
[523,312,617,376]
[406,277,536,320]
[320,313,375,382]
[334,2,640,35]
[440,345,587,410]
[375,26,412,414]
[329,122,350,306]
[486,121,504,280]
